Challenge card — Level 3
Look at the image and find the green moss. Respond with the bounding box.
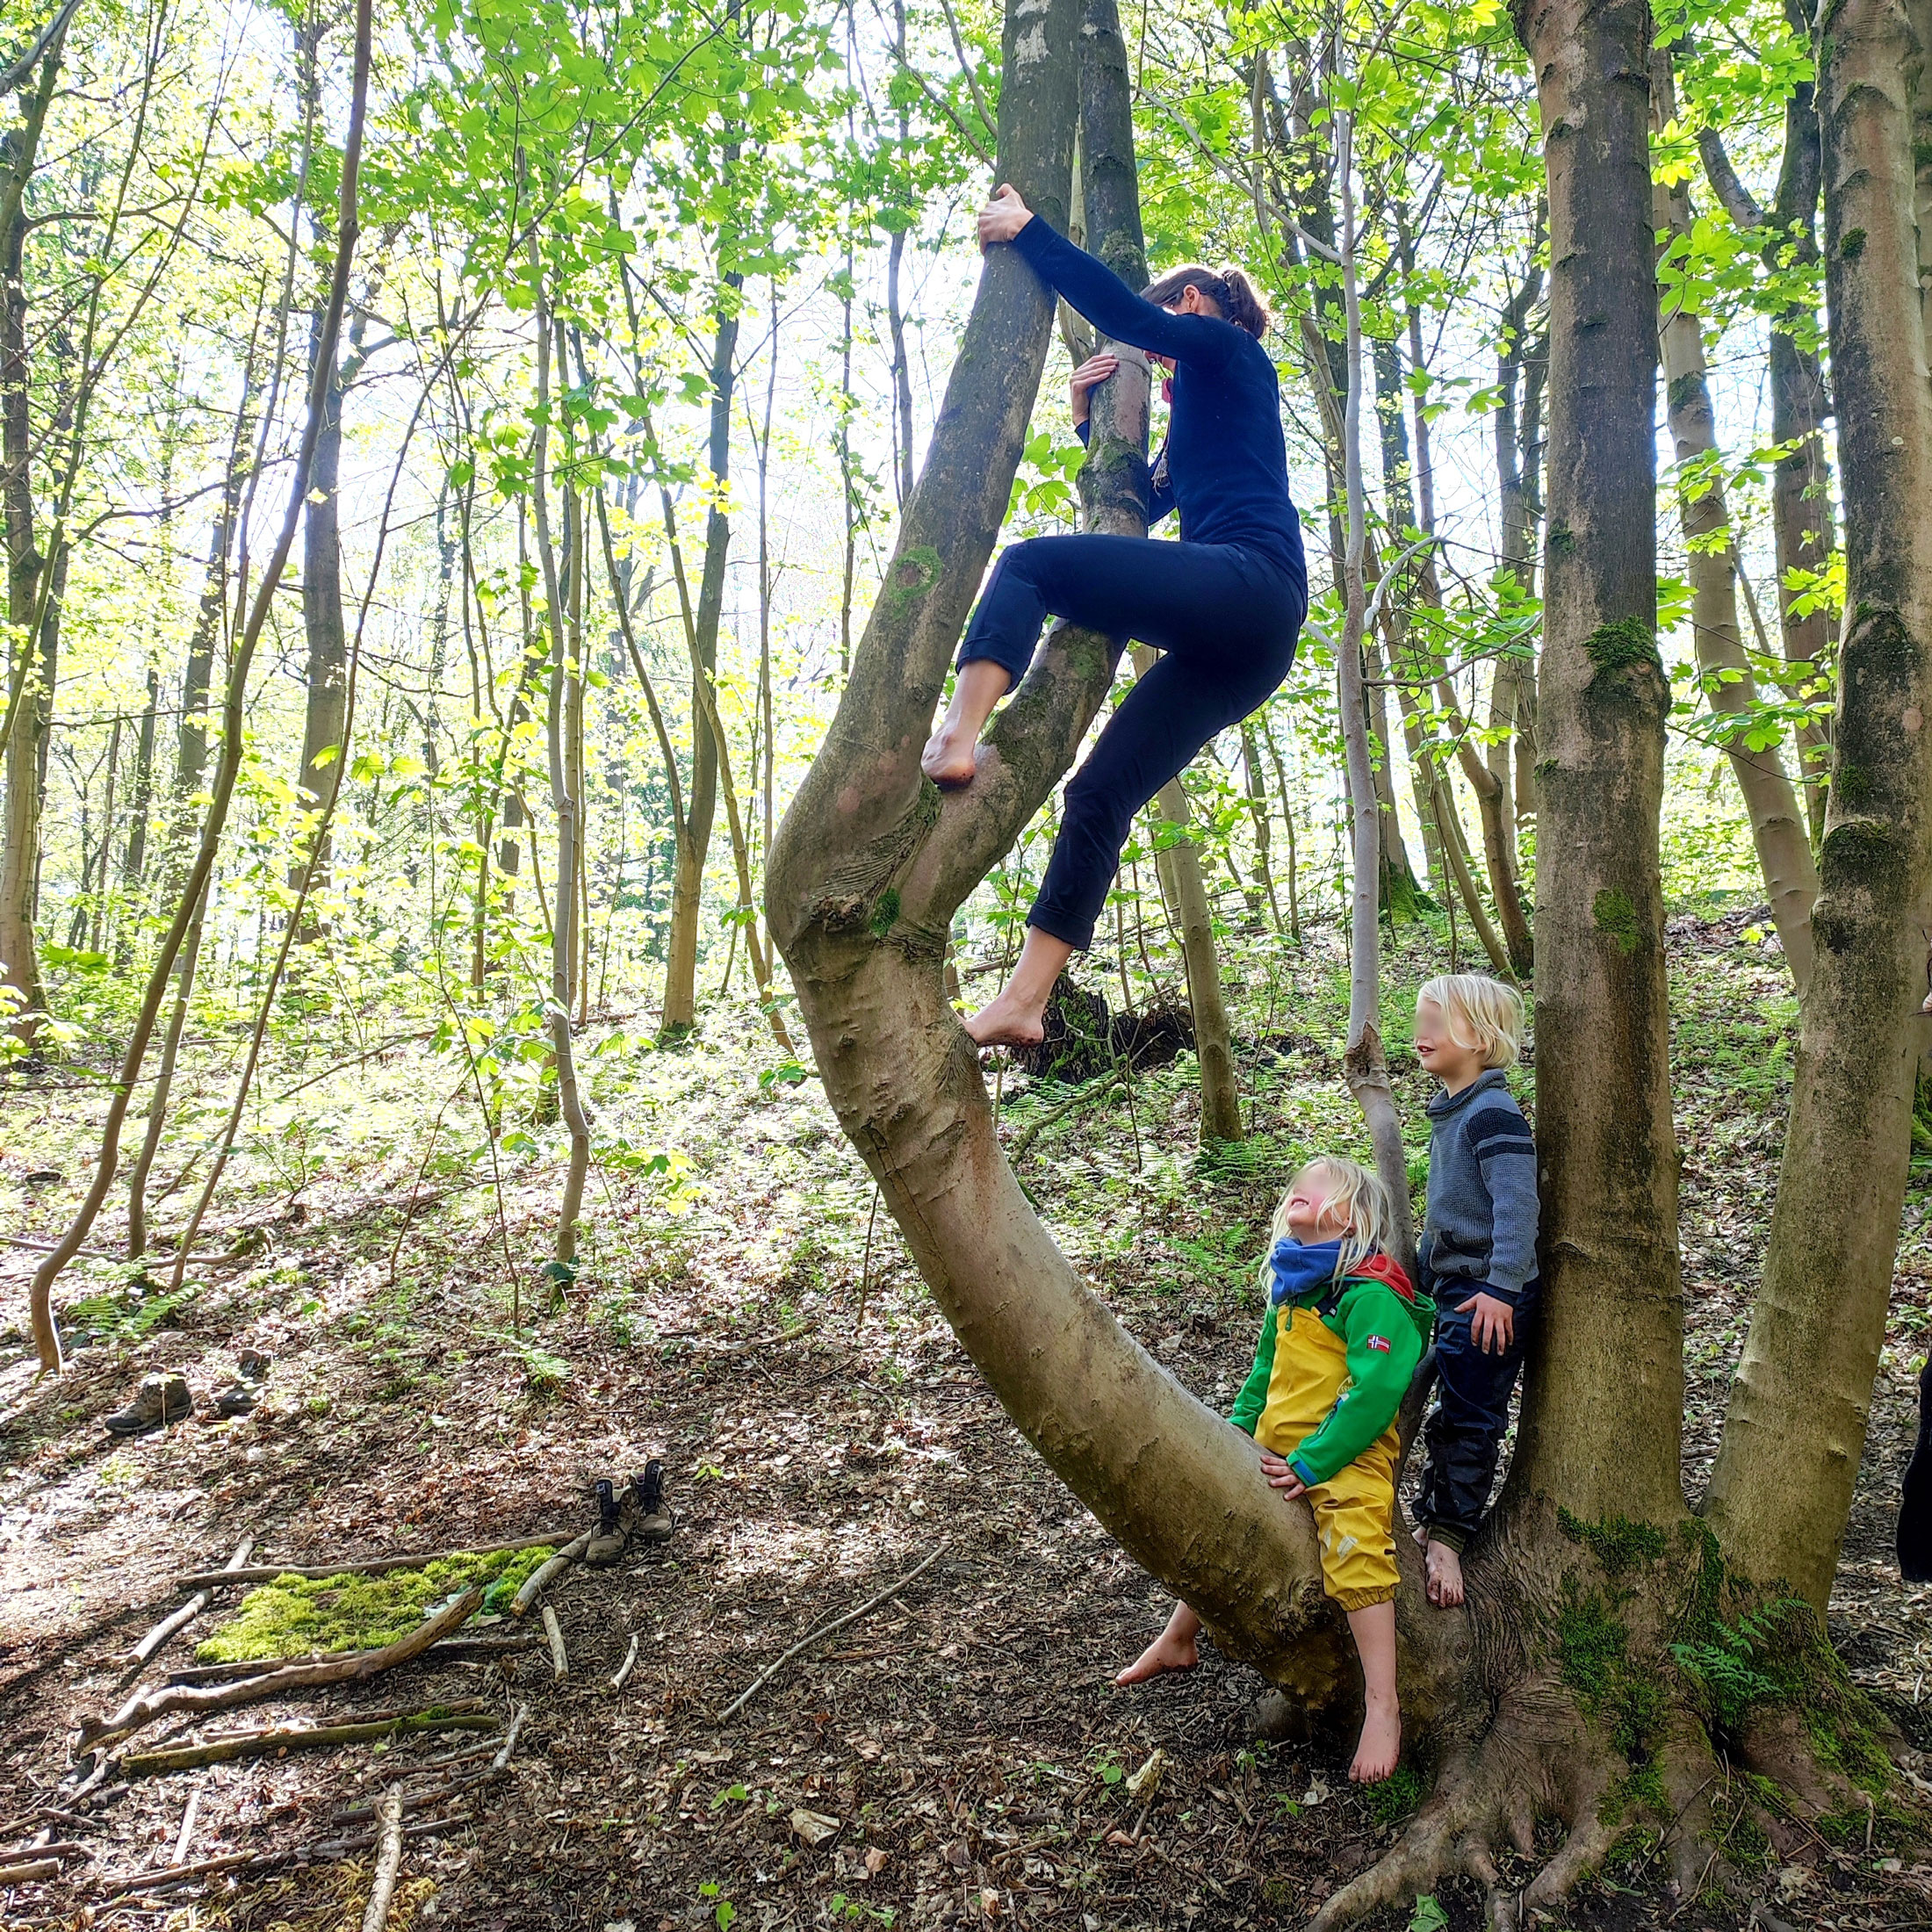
[1593,887,1643,955]
[869,887,901,938]
[1367,1763,1424,1828]
[196,1545,552,1663]
[1558,1507,1668,1576]
[1839,227,1865,260]
[1667,371,1705,411]
[1582,617,1662,675]
[1820,816,1905,898]
[1548,519,1575,556]
[1555,1580,1665,1761]
[886,544,942,608]
[1600,1761,1668,1827]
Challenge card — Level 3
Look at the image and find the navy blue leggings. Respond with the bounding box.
[1415,1291,1539,1548]
[958,533,1304,950]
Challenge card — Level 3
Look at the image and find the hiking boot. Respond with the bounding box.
[624,1460,673,1544]
[586,1478,626,1566]
[105,1373,194,1436]
[235,1348,271,1381]
[207,1383,260,1417]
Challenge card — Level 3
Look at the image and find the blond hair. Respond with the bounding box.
[1417,972,1525,1070]
[1258,1155,1394,1291]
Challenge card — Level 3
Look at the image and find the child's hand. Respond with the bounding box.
[1260,1451,1308,1501]
[1457,1290,1516,1355]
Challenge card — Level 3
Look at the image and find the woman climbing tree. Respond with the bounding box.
[920,184,1307,1048]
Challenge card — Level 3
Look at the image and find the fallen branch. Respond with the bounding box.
[0,1858,61,1884]
[1006,1071,1128,1161]
[172,1531,571,1590]
[122,1705,497,1777]
[541,1605,567,1680]
[359,1788,406,1932]
[0,1840,85,1862]
[609,1633,639,1692]
[509,1533,591,1618]
[694,1319,818,1359]
[79,1589,483,1749]
[717,1546,947,1725]
[128,1535,255,1672]
[99,1810,475,1897]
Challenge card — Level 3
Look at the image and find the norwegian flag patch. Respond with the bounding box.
[1365,1336,1392,1352]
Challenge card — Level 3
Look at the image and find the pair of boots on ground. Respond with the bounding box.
[586,1464,673,1564]
[105,1351,270,1435]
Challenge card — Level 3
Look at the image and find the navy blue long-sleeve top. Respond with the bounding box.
[1011,215,1303,581]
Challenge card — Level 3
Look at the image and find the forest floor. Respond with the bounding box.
[3,909,1930,1932]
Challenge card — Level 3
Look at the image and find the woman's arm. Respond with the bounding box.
[980,184,1233,365]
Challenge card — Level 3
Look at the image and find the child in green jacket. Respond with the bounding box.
[1117,1157,1434,1783]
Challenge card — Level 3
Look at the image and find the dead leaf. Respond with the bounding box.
[943,1840,970,1870]
[863,1847,889,1878]
[979,1890,1002,1919]
[790,1808,840,1847]
[1124,1748,1165,1801]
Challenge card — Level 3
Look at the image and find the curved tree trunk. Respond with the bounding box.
[1701,0,1932,1608]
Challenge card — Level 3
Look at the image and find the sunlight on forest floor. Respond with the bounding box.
[2,911,1928,1929]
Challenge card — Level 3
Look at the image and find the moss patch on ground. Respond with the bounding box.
[195,1545,553,1662]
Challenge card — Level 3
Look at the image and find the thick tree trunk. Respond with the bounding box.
[1702,0,1932,1607]
[1654,68,1819,991]
[1507,0,1685,1526]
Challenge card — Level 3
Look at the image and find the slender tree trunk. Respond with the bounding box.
[1073,0,1243,1140]
[1698,24,1835,840]
[28,0,373,1368]
[88,717,120,952]
[126,873,208,1260]
[292,309,358,908]
[1654,58,1819,990]
[122,665,157,900]
[528,299,592,1264]
[1507,0,1685,1526]
[1330,112,1417,1270]
[1702,0,1932,1606]
[0,33,64,1034]
[1238,721,1284,932]
[660,286,741,1032]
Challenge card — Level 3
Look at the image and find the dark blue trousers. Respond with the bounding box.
[958,532,1303,951]
[1416,1290,1537,1550]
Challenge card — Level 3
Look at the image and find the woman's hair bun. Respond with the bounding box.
[1217,267,1271,339]
[1140,263,1271,338]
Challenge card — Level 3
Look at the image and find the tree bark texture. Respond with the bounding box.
[1654,64,1820,991]
[1509,0,1685,1526]
[1703,0,1932,1606]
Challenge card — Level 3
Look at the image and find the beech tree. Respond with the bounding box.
[770,0,1922,1919]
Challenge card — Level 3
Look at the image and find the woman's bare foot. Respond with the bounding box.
[1115,1626,1198,1685]
[920,724,980,788]
[962,986,1048,1049]
[1424,1539,1465,1608]
[1349,1694,1402,1783]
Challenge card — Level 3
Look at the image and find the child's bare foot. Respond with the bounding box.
[920,724,979,788]
[1115,1626,1198,1685]
[962,986,1048,1049]
[1349,1695,1402,1783]
[1424,1539,1465,1608]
